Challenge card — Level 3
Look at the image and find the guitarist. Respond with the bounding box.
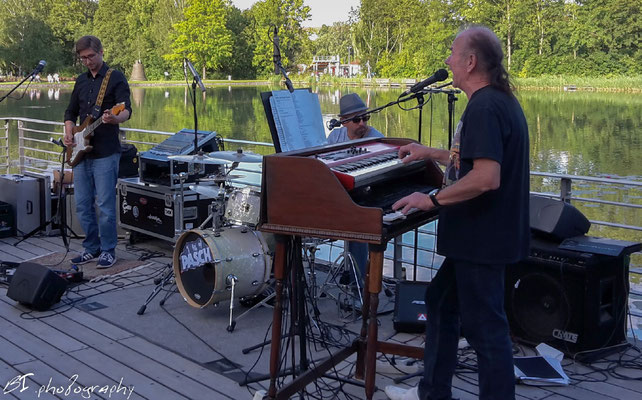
[63,35,131,269]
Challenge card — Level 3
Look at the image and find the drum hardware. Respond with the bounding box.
[226,274,239,332]
[317,240,363,320]
[137,264,177,315]
[197,174,245,182]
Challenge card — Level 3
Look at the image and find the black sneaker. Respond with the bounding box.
[96,252,116,269]
[70,251,99,265]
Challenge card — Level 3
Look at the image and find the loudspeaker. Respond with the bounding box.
[530,195,590,241]
[505,238,629,359]
[393,281,429,333]
[6,262,68,310]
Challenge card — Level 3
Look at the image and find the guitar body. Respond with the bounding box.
[66,117,94,167]
[66,103,125,167]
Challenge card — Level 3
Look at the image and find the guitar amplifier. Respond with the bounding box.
[117,178,211,242]
[139,129,221,188]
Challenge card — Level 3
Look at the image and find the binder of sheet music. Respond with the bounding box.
[268,89,327,152]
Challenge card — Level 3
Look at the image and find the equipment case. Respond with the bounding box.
[118,177,211,242]
[0,174,50,236]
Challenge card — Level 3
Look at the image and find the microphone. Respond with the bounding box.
[184,58,206,92]
[401,69,449,96]
[50,137,65,148]
[31,60,46,76]
[326,118,341,130]
[272,26,281,75]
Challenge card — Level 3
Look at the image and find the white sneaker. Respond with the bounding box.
[384,385,420,400]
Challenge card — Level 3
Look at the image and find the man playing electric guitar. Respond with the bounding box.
[63,35,132,269]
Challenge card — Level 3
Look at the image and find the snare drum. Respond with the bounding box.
[225,187,261,226]
[173,227,272,308]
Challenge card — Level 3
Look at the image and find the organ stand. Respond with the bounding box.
[258,137,444,399]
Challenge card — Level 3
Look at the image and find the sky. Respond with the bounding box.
[230,0,360,28]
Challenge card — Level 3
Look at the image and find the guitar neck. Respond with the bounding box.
[84,118,103,138]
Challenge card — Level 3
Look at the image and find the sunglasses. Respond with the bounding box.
[343,115,371,124]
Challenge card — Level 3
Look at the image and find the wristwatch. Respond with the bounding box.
[428,188,442,207]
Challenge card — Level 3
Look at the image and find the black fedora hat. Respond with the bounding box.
[339,93,368,117]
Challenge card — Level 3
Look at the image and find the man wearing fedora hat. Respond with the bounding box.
[328,93,384,144]
[327,93,384,289]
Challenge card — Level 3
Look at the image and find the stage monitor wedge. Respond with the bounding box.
[529,195,590,241]
[7,262,68,311]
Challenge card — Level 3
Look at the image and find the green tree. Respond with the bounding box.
[0,0,64,75]
[246,0,311,77]
[93,0,135,72]
[167,0,233,79]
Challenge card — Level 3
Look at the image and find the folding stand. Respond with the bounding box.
[137,263,176,315]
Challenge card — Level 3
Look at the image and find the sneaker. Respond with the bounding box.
[384,385,420,400]
[70,251,99,265]
[96,252,116,269]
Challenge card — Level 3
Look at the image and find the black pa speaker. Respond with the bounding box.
[530,195,590,241]
[393,281,430,333]
[505,238,629,360]
[6,262,68,310]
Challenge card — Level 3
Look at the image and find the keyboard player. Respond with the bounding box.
[327,93,384,283]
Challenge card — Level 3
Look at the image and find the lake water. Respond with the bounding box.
[2,84,641,335]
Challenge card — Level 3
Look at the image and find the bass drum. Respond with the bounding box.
[173,227,272,308]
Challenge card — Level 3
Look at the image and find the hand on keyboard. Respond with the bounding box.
[383,208,419,223]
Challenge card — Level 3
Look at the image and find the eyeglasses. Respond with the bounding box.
[79,53,98,62]
[343,115,371,124]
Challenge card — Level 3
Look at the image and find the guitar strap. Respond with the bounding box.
[90,68,114,120]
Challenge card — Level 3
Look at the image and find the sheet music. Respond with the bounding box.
[269,89,326,152]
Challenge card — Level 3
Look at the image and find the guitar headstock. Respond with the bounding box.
[112,102,126,115]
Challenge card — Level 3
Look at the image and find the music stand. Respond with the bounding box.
[14,143,79,248]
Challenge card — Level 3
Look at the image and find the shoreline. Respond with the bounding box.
[1,79,640,93]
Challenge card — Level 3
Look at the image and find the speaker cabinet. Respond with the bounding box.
[505,238,629,359]
[530,195,590,241]
[6,262,68,310]
[393,281,430,333]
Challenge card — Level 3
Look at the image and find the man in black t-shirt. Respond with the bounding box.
[63,36,131,269]
[385,26,529,400]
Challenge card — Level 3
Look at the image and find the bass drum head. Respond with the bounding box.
[173,227,272,308]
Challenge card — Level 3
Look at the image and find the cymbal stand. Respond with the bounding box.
[318,241,363,319]
[137,263,176,315]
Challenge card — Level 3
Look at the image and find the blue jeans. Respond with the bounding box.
[418,258,515,400]
[72,153,119,255]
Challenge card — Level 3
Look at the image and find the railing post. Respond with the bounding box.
[2,119,9,173]
[18,120,25,174]
[560,177,572,203]
[393,235,403,279]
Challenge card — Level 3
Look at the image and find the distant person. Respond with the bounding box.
[34,74,41,83]
[47,74,53,83]
[53,73,60,83]
[327,93,384,287]
[385,25,529,400]
[63,35,132,268]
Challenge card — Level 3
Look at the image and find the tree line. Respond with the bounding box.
[0,0,639,81]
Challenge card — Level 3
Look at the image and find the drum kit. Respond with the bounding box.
[138,149,274,332]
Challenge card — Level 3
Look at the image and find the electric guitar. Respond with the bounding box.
[66,102,126,167]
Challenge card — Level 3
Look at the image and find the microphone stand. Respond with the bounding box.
[189,77,200,154]
[275,59,294,93]
[0,73,36,104]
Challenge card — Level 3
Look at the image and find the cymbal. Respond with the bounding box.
[198,174,246,182]
[168,154,227,165]
[188,185,223,198]
[208,149,263,163]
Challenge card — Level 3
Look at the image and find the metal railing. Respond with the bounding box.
[2,117,641,285]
